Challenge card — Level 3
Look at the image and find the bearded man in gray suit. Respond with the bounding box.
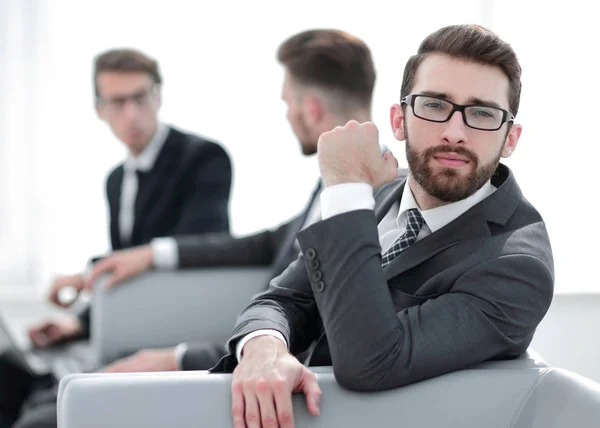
[221,24,554,428]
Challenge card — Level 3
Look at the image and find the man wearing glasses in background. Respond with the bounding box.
[0,48,232,428]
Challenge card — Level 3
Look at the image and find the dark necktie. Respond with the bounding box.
[381,208,425,268]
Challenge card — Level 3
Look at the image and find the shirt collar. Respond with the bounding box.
[398,176,496,233]
[124,123,170,172]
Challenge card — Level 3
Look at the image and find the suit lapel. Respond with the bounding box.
[383,210,491,279]
[382,163,518,279]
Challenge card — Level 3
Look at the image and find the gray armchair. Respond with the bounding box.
[90,268,271,364]
[57,351,600,428]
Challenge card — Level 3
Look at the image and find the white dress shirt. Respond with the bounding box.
[119,123,170,245]
[235,175,496,362]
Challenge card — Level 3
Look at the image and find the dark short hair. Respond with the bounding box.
[401,24,522,116]
[93,48,162,97]
[277,29,376,108]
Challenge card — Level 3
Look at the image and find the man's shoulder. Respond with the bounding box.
[166,126,219,148]
[166,126,229,161]
[105,163,124,185]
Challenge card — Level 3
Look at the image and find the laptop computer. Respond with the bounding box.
[0,313,96,379]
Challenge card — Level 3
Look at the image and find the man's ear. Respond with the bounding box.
[390,103,406,141]
[501,123,522,158]
[304,95,325,126]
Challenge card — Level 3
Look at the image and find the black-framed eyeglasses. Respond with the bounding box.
[97,85,157,114]
[401,94,514,131]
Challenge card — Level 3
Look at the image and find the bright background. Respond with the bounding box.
[1,0,598,298]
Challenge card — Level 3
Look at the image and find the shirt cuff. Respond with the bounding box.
[320,182,375,220]
[235,329,287,363]
[151,238,179,269]
[174,342,189,370]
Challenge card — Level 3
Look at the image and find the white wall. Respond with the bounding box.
[532,293,600,382]
[28,0,486,295]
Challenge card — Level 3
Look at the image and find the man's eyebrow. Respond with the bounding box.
[467,97,503,110]
[420,90,450,99]
[419,91,504,110]
[105,86,151,101]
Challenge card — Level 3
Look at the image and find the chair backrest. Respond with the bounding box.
[58,360,600,428]
[91,267,271,363]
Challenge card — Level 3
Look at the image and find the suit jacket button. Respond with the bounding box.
[315,281,325,292]
[306,248,317,260]
[311,271,323,281]
[309,259,320,270]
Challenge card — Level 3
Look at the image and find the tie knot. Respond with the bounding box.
[406,208,425,230]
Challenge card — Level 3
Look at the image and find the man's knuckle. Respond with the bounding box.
[232,380,244,394]
[262,415,278,427]
[245,411,260,423]
[278,410,293,423]
[231,404,244,416]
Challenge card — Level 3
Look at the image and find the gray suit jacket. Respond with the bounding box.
[212,163,554,392]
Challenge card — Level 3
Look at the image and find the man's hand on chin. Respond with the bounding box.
[100,348,178,373]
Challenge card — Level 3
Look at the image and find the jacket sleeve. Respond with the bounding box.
[172,141,232,235]
[175,220,293,268]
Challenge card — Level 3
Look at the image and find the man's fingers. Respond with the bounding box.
[28,327,49,348]
[376,152,399,186]
[243,382,262,428]
[104,269,128,289]
[101,357,135,373]
[302,371,322,416]
[273,377,295,428]
[231,379,246,428]
[255,379,279,428]
[384,151,399,173]
[44,324,63,343]
[86,259,116,290]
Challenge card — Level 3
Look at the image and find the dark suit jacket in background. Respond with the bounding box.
[107,126,232,250]
[79,126,233,333]
[212,164,554,392]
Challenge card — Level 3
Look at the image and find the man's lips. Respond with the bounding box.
[433,153,469,167]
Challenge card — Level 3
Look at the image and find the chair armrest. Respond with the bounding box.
[90,268,270,364]
[58,361,600,428]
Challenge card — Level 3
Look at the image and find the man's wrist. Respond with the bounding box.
[243,335,288,359]
[322,173,370,188]
[236,330,287,362]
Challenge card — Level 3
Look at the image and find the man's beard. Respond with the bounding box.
[300,139,317,155]
[405,131,502,203]
[292,113,318,155]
